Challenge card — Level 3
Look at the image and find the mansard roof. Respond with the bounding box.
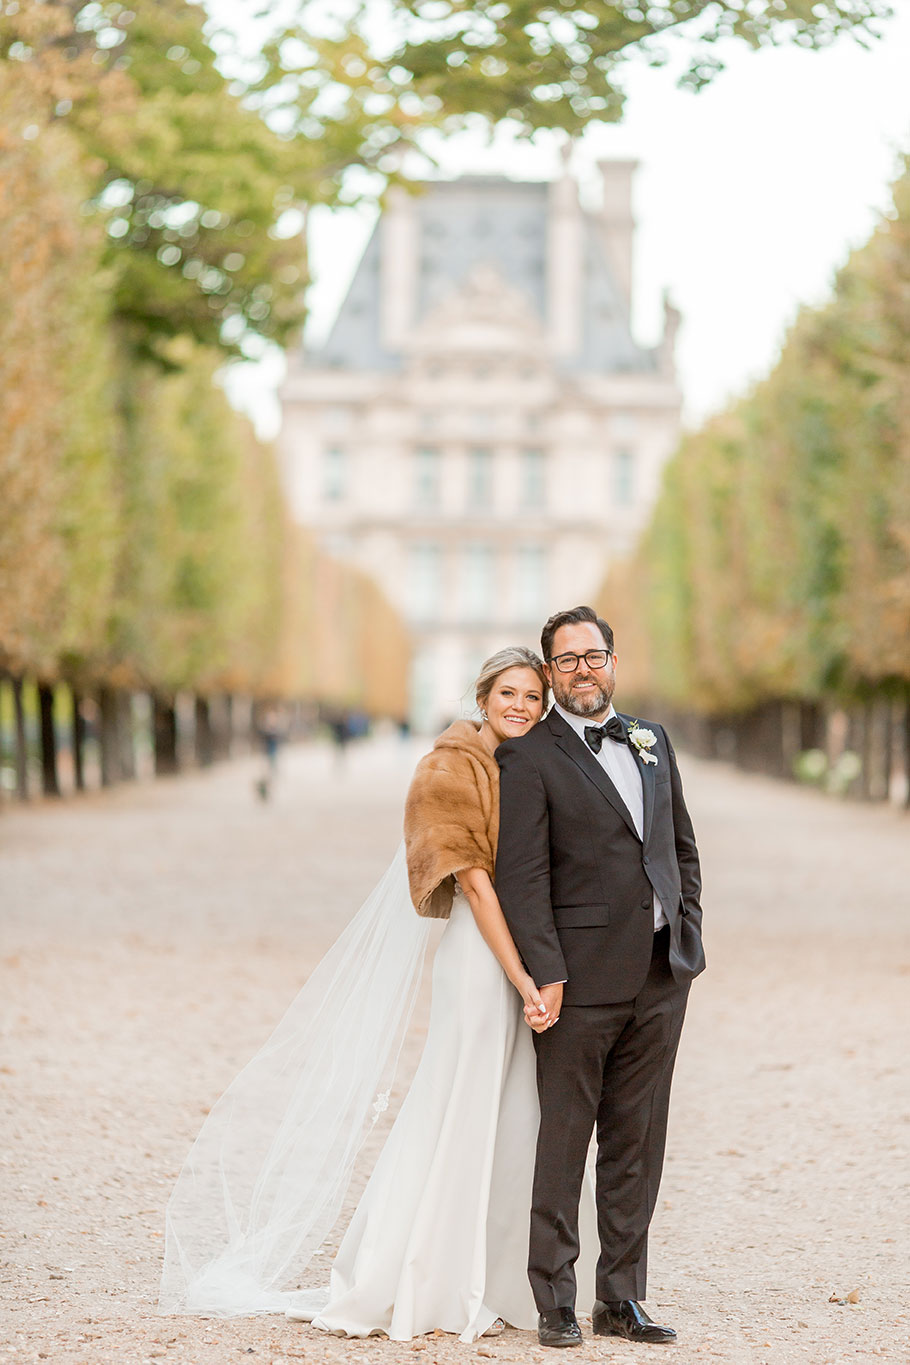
[308,174,657,375]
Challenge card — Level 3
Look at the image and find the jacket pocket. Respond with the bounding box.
[554,903,611,928]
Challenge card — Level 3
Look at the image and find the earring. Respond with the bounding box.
[480,709,488,721]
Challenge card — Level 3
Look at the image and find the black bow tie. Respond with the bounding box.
[584,716,627,753]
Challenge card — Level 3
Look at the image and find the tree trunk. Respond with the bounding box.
[874,697,893,802]
[72,687,87,792]
[210,694,233,762]
[98,686,120,787]
[117,692,136,780]
[11,676,28,800]
[799,701,825,752]
[153,695,179,776]
[860,701,875,800]
[222,694,234,759]
[780,701,802,780]
[38,683,61,798]
[194,696,214,767]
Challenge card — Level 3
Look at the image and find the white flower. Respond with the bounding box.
[628,722,659,767]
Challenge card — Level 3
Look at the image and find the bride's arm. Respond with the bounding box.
[456,868,554,1030]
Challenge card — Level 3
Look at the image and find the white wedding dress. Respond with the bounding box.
[161,848,597,1341]
[305,893,598,1342]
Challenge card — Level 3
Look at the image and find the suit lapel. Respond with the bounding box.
[546,709,641,842]
[619,711,656,847]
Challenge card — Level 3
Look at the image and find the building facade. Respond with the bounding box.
[280,164,682,731]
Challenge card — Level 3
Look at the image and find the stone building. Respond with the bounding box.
[280,163,682,731]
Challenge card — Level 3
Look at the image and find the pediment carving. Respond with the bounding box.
[407,263,545,358]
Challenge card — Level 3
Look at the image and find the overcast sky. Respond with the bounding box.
[223,7,910,436]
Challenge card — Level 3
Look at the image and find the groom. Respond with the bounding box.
[495,605,705,1347]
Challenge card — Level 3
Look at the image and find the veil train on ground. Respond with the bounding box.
[159,842,431,1317]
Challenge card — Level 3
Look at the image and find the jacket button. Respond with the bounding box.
[640,898,651,909]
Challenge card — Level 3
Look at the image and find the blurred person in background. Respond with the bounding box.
[254,705,286,802]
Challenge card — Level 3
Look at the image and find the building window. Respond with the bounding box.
[462,647,488,707]
[461,543,495,622]
[410,645,437,735]
[614,448,635,506]
[323,447,346,502]
[409,543,442,621]
[516,544,546,620]
[468,447,493,508]
[520,448,546,509]
[414,447,441,509]
[324,406,352,433]
[612,411,639,439]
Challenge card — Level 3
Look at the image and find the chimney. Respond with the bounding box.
[546,157,583,359]
[658,290,681,375]
[380,187,419,350]
[597,159,637,311]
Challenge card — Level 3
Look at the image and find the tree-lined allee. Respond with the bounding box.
[600,160,910,799]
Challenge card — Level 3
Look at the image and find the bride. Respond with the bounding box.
[160,647,596,1342]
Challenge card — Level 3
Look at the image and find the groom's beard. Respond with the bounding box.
[551,671,614,718]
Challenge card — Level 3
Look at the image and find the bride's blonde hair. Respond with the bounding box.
[474,646,549,713]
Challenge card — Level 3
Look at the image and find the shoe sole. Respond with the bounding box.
[538,1339,583,1349]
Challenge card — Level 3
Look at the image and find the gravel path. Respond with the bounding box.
[2,737,908,1365]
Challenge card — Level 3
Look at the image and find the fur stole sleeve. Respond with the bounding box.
[403,739,499,919]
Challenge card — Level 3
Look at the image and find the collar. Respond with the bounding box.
[553,701,618,741]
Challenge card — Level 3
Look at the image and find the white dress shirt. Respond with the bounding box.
[554,702,667,932]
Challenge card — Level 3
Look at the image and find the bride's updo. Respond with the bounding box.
[474,646,549,714]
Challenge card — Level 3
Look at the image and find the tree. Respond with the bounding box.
[0,75,118,684]
[2,0,309,364]
[241,0,890,155]
[601,156,910,720]
[105,338,276,693]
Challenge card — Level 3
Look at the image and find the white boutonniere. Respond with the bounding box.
[628,722,659,766]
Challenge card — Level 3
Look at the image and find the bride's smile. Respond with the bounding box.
[480,666,544,749]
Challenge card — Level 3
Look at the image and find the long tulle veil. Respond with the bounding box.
[159,841,432,1316]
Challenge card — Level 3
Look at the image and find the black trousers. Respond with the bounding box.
[529,926,689,1310]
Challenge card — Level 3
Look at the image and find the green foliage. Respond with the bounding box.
[251,0,890,145]
[606,157,910,715]
[9,0,886,718]
[105,339,281,693]
[0,80,119,681]
[2,0,309,363]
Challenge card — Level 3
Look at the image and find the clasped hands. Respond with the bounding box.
[520,979,562,1033]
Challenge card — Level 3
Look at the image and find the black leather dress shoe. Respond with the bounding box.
[538,1307,583,1348]
[592,1299,677,1344]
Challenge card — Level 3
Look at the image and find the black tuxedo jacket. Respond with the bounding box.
[495,707,705,1006]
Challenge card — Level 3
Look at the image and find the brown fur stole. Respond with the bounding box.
[403,719,500,918]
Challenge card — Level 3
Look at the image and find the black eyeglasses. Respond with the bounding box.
[549,649,612,673]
